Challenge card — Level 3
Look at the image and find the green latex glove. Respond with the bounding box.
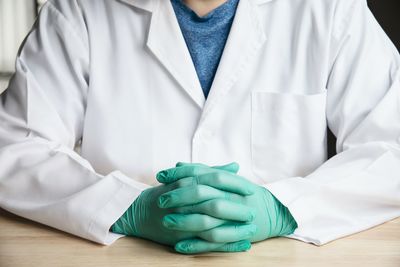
[111,163,257,254]
[156,162,298,248]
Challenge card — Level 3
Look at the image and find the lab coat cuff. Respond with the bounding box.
[263,177,325,245]
[87,171,150,245]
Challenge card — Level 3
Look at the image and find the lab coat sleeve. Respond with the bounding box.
[264,0,400,245]
[0,1,149,245]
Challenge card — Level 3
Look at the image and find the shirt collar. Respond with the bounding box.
[171,0,240,23]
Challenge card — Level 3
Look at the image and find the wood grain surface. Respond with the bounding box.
[0,209,399,267]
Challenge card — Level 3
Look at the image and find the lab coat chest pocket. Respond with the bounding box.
[251,90,328,181]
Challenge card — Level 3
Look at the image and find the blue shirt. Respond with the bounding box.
[171,0,240,98]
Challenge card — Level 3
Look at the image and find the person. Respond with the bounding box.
[0,0,399,255]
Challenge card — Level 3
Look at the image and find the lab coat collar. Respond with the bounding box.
[120,0,268,110]
[146,0,206,108]
[118,0,156,12]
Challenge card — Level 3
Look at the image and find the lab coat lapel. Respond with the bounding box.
[118,0,155,12]
[199,0,267,124]
[146,0,205,108]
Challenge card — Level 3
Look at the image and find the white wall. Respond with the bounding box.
[0,77,9,94]
[37,0,47,9]
[0,0,36,73]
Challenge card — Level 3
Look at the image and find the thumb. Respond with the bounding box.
[175,162,239,174]
[212,162,239,173]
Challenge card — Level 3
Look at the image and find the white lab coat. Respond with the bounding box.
[0,0,399,246]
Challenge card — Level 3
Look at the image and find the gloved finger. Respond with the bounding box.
[158,185,244,208]
[159,163,239,181]
[197,224,257,243]
[175,162,239,173]
[162,214,228,231]
[175,239,251,254]
[211,162,239,173]
[213,240,251,253]
[175,199,255,222]
[175,162,207,168]
[161,171,255,195]
[157,165,217,183]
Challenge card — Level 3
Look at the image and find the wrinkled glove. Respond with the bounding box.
[111,163,257,254]
[156,162,298,251]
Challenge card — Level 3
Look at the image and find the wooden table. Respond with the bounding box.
[0,209,399,267]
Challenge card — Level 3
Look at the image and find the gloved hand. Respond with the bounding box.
[111,163,258,254]
[156,162,298,250]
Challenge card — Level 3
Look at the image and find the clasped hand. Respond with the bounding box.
[111,162,297,254]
